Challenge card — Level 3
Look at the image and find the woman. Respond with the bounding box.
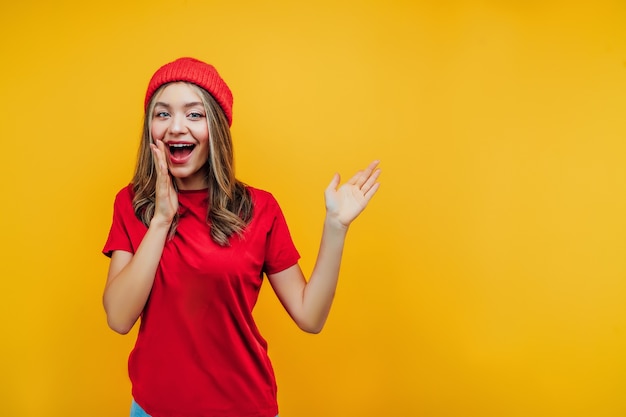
[102,57,380,417]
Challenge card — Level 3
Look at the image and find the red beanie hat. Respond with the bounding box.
[144,57,233,126]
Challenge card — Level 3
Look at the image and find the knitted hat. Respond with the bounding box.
[144,57,233,126]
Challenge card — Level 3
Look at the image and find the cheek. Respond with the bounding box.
[192,126,210,146]
[150,122,166,140]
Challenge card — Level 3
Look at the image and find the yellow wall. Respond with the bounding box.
[1,1,625,416]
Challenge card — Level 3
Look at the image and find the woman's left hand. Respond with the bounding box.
[324,160,381,229]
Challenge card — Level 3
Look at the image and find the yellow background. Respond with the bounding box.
[1,0,625,416]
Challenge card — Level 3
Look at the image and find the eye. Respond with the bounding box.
[154,111,170,118]
[188,112,205,120]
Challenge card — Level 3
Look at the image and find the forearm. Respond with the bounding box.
[270,161,379,333]
[103,221,170,334]
[300,218,348,333]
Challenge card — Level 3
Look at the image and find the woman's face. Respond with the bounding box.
[150,82,210,190]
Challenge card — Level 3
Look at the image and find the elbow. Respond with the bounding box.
[302,326,323,335]
[107,316,134,335]
[103,301,135,335]
[297,319,325,334]
[292,309,330,334]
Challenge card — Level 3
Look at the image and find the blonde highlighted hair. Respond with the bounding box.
[131,82,253,246]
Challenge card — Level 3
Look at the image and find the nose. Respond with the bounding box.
[169,113,187,135]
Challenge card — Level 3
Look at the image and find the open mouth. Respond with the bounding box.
[169,143,196,160]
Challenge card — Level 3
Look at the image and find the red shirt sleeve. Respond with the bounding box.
[102,185,138,257]
[260,191,301,275]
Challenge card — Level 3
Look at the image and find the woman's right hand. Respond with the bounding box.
[150,139,178,225]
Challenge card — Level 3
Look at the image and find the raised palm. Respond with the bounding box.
[324,160,381,228]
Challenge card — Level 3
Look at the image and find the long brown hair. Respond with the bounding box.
[131,82,253,246]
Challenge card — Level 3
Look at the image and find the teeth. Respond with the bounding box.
[170,144,193,148]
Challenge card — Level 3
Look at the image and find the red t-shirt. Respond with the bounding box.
[103,185,300,417]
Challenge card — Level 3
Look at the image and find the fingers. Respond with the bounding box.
[151,140,168,175]
[351,160,380,195]
[346,160,379,185]
[151,140,172,195]
[326,173,341,192]
[151,140,172,196]
[339,160,382,195]
[151,140,178,221]
[354,160,380,188]
[363,179,381,200]
[361,167,382,200]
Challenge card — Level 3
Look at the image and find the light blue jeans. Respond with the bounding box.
[130,400,149,417]
[130,400,279,417]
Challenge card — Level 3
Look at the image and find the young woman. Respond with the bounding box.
[102,57,381,417]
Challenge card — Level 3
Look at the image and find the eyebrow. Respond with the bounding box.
[154,101,204,108]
